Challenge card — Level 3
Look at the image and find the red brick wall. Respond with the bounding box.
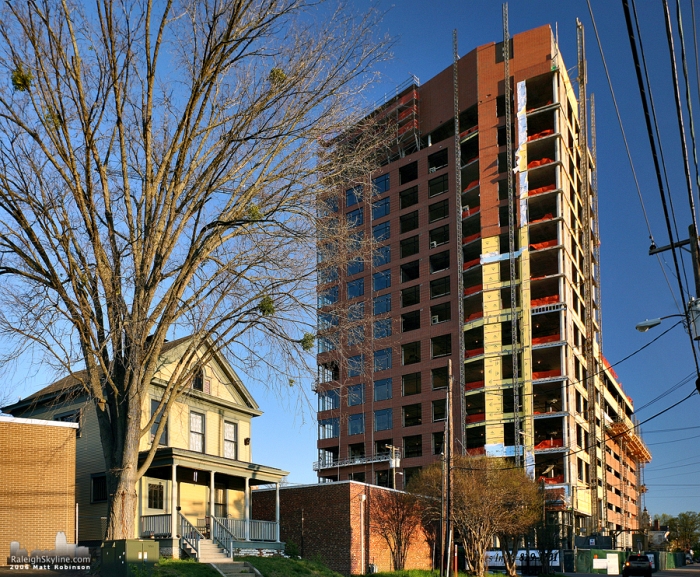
[253,481,432,576]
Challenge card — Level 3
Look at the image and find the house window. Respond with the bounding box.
[347,325,365,346]
[433,431,445,455]
[399,186,418,209]
[91,473,107,503]
[374,378,393,401]
[318,312,338,330]
[348,383,364,406]
[348,354,364,377]
[348,413,365,436]
[318,362,339,383]
[374,348,392,371]
[373,173,390,194]
[150,399,168,445]
[55,409,82,437]
[318,334,338,353]
[431,302,451,324]
[374,408,393,431]
[375,470,390,487]
[192,369,204,391]
[190,411,205,453]
[319,266,339,284]
[148,483,164,510]
[224,421,238,460]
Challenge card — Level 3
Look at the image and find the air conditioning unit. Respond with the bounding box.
[430,241,437,248]
[432,315,440,324]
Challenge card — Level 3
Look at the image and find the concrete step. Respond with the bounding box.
[211,562,258,576]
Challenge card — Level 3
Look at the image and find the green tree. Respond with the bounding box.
[668,512,700,552]
[0,0,387,540]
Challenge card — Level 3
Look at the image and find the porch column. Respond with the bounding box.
[171,464,178,539]
[275,482,280,542]
[244,477,250,541]
[209,471,215,519]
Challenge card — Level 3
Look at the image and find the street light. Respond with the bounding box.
[635,314,686,333]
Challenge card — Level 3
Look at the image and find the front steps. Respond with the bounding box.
[211,561,259,576]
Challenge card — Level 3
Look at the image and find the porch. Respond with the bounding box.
[137,447,286,558]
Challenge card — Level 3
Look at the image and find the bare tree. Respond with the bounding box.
[410,456,542,577]
[496,468,542,577]
[0,0,388,540]
[369,488,422,571]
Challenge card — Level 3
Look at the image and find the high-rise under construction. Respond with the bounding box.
[314,23,650,548]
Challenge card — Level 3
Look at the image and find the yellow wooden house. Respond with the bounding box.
[2,336,288,560]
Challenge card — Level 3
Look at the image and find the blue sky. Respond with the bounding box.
[4,1,700,519]
[252,0,700,517]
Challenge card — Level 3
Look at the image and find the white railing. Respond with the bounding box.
[249,520,277,542]
[141,514,172,538]
[179,513,204,559]
[215,517,277,542]
[219,518,246,539]
[211,516,236,557]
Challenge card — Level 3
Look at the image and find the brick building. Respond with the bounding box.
[0,415,78,562]
[314,23,650,549]
[252,481,432,576]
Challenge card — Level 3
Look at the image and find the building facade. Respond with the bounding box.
[0,416,78,561]
[3,337,287,558]
[314,25,650,548]
[252,481,432,576]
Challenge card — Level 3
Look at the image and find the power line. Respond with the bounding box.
[622,0,700,375]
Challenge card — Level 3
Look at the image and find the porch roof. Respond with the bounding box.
[139,446,288,485]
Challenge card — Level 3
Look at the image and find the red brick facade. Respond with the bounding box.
[252,481,431,576]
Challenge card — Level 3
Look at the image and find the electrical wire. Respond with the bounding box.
[674,0,700,206]
[584,0,653,238]
[632,0,691,297]
[622,0,700,375]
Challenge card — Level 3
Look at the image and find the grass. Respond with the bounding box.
[240,556,344,577]
[150,558,221,577]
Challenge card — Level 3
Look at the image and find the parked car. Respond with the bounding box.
[623,555,652,577]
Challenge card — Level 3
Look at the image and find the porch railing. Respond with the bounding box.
[216,517,277,542]
[211,516,236,557]
[249,520,276,542]
[179,513,204,559]
[140,514,172,538]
